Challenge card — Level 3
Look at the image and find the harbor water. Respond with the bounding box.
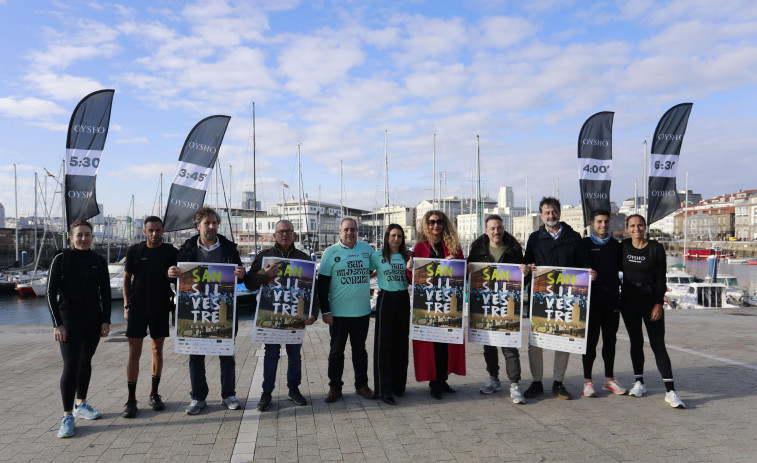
[0,296,257,325]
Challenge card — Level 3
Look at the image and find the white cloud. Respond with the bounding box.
[479,16,538,49]
[24,73,105,101]
[0,96,66,119]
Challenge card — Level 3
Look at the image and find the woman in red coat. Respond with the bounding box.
[412,210,465,399]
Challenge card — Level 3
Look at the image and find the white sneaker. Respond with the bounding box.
[510,383,526,404]
[665,390,685,409]
[480,376,502,394]
[628,381,646,398]
[222,396,241,410]
[583,381,597,397]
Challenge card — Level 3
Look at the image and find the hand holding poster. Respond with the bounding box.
[468,263,523,348]
[410,258,467,344]
[528,266,591,354]
[174,263,237,356]
[252,257,316,344]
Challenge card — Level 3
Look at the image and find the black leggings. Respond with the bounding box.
[59,326,101,411]
[582,303,620,379]
[373,290,410,397]
[621,302,673,379]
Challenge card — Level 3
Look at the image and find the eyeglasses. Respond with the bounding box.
[427,220,444,226]
[275,229,294,235]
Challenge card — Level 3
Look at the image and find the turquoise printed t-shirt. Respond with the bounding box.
[319,241,373,317]
[370,251,408,292]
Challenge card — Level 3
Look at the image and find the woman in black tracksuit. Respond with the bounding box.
[48,220,111,437]
[621,214,684,409]
[370,224,412,405]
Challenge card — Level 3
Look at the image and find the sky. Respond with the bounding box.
[0,0,756,221]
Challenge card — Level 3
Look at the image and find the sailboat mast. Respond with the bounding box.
[476,135,482,235]
[34,172,38,266]
[384,129,389,209]
[252,101,258,254]
[14,164,18,263]
[432,131,436,208]
[683,172,689,268]
[297,142,303,248]
[340,160,344,219]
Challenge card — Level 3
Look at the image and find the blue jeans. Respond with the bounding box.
[262,344,302,393]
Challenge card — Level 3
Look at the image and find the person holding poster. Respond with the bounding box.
[520,197,591,401]
[121,216,178,418]
[413,210,465,400]
[468,214,526,404]
[578,210,626,398]
[620,215,685,409]
[370,224,412,405]
[318,218,375,403]
[168,207,246,415]
[48,220,111,438]
[246,219,318,411]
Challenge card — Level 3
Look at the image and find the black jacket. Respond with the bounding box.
[579,237,621,305]
[176,233,243,266]
[47,249,111,327]
[467,232,523,265]
[245,243,320,317]
[523,222,589,268]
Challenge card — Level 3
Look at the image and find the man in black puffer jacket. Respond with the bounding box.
[468,214,527,404]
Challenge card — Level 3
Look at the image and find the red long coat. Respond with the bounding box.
[411,241,466,382]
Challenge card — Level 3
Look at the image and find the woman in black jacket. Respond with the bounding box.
[48,220,111,437]
[620,214,684,409]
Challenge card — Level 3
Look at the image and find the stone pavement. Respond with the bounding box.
[1,306,756,462]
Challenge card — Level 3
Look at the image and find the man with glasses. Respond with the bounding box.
[246,220,318,411]
[318,218,375,403]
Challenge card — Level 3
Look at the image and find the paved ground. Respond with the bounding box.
[1,306,756,462]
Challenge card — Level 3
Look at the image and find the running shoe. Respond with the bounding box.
[57,415,75,438]
[480,376,502,394]
[583,381,597,398]
[602,379,627,395]
[121,399,137,418]
[510,383,526,404]
[222,396,241,410]
[628,381,646,398]
[257,392,272,411]
[149,394,165,411]
[288,388,307,406]
[185,399,207,415]
[73,401,102,420]
[665,390,686,409]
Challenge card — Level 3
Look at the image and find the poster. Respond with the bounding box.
[410,258,467,344]
[528,266,591,354]
[468,263,523,348]
[252,257,316,344]
[174,263,237,355]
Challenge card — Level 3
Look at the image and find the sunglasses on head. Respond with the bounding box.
[427,219,444,226]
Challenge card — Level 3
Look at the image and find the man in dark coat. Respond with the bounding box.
[245,219,319,411]
[521,197,593,401]
[468,214,526,404]
[168,207,246,415]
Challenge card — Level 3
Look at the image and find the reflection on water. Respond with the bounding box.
[0,295,255,325]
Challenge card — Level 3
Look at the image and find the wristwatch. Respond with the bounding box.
[124,304,131,312]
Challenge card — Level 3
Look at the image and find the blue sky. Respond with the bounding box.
[1,0,756,221]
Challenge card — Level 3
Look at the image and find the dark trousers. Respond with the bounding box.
[483,345,521,382]
[621,302,673,379]
[328,314,370,391]
[189,354,236,400]
[262,343,302,393]
[582,303,620,379]
[59,325,100,411]
[373,290,410,397]
[429,342,450,392]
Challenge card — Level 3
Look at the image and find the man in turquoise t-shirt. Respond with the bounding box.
[318,218,375,403]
